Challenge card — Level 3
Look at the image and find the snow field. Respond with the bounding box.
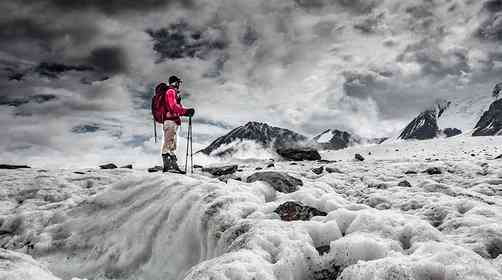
[0,136,502,279]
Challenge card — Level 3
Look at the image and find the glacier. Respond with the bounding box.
[0,136,502,280]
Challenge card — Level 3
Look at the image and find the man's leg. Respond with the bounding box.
[162,121,183,173]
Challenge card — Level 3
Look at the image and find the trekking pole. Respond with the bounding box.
[190,117,193,174]
[184,117,191,174]
[153,119,157,143]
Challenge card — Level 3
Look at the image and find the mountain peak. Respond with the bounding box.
[200,121,307,156]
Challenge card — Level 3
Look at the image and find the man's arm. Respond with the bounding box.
[166,89,188,116]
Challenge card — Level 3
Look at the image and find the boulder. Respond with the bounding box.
[277,148,321,161]
[202,165,238,176]
[218,174,242,183]
[442,128,462,137]
[246,171,303,193]
[312,166,324,175]
[274,201,327,221]
[148,166,163,173]
[266,163,275,168]
[99,163,118,170]
[0,164,31,170]
[398,180,412,188]
[326,167,343,174]
[120,164,133,169]
[355,153,365,161]
[424,167,442,175]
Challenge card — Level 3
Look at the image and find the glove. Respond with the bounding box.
[186,108,195,117]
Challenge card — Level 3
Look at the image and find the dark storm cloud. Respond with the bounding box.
[342,70,380,99]
[16,0,195,14]
[35,62,94,79]
[294,0,378,14]
[147,22,228,61]
[476,0,502,41]
[0,94,57,107]
[88,47,129,74]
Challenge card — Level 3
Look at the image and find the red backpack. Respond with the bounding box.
[152,83,169,123]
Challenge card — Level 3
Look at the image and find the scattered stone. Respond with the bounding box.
[246,171,303,193]
[398,180,412,188]
[326,167,343,174]
[202,165,239,177]
[368,183,388,189]
[276,148,321,161]
[495,154,502,159]
[266,163,275,168]
[218,174,242,183]
[0,164,31,170]
[237,169,244,172]
[316,245,330,255]
[312,166,324,175]
[471,154,476,157]
[148,166,163,173]
[193,164,204,169]
[255,167,263,170]
[405,170,418,175]
[423,167,442,175]
[395,149,399,152]
[355,153,365,161]
[368,152,372,155]
[290,162,298,166]
[318,159,336,164]
[120,164,133,169]
[73,171,86,175]
[99,163,118,170]
[274,201,327,221]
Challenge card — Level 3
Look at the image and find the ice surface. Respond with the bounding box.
[1,136,502,279]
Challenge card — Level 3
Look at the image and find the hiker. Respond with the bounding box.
[152,75,195,173]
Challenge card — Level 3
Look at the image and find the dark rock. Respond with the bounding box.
[326,167,343,174]
[355,154,365,161]
[202,165,238,176]
[442,128,462,137]
[193,164,204,169]
[473,99,502,136]
[120,164,133,169]
[99,163,118,169]
[316,245,331,256]
[312,129,360,150]
[368,183,388,189]
[398,180,412,188]
[218,175,242,183]
[318,159,336,163]
[246,171,303,193]
[312,166,324,175]
[424,167,442,175]
[148,166,163,173]
[274,201,327,221]
[495,154,502,159]
[405,170,418,175]
[266,163,275,168]
[255,167,263,170]
[290,162,298,166]
[0,164,31,170]
[486,238,502,259]
[277,148,321,161]
[73,171,86,175]
[199,122,307,156]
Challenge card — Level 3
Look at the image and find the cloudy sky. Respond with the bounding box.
[1,0,502,167]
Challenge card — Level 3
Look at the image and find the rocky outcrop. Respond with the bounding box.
[473,99,502,136]
[99,163,118,170]
[202,165,239,177]
[246,171,303,193]
[0,164,31,170]
[200,122,307,156]
[442,128,462,137]
[274,201,327,221]
[313,129,360,150]
[276,148,321,161]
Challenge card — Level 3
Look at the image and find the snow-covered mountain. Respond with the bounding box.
[397,93,495,141]
[312,129,361,150]
[473,98,502,136]
[199,121,307,156]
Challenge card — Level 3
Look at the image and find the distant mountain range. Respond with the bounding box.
[200,84,502,156]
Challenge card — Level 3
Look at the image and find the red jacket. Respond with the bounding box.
[164,86,188,125]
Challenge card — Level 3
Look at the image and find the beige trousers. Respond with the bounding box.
[161,121,178,155]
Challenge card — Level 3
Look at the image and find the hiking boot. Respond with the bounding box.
[169,154,185,174]
[162,154,171,173]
